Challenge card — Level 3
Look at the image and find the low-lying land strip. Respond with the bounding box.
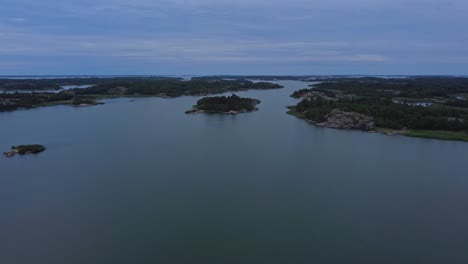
[0,78,282,112]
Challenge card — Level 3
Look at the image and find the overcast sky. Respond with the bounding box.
[1,0,467,75]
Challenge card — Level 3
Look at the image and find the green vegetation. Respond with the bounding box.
[0,77,181,91]
[405,130,468,142]
[192,76,314,81]
[290,77,468,142]
[286,106,305,119]
[13,144,46,154]
[291,88,336,99]
[311,77,468,102]
[291,89,311,98]
[73,79,282,97]
[0,92,75,111]
[186,94,261,114]
[294,97,468,130]
[71,96,102,106]
[4,144,46,157]
[0,78,282,112]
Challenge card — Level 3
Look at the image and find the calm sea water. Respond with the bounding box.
[1,81,468,264]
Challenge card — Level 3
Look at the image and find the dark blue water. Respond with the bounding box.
[1,81,468,264]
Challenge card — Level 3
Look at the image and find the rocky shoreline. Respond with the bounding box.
[288,107,376,131]
[315,109,375,131]
[288,107,409,136]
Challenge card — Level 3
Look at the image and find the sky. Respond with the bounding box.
[0,0,467,75]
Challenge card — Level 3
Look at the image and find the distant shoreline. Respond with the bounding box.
[0,78,282,112]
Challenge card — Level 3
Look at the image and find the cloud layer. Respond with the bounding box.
[0,0,467,75]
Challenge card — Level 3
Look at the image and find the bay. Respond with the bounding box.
[1,81,468,264]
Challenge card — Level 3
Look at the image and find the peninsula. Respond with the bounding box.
[288,77,468,142]
[186,94,261,114]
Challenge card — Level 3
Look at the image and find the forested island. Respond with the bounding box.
[0,78,282,112]
[3,144,46,157]
[288,77,468,142]
[186,94,261,114]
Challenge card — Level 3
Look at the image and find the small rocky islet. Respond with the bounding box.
[3,144,46,158]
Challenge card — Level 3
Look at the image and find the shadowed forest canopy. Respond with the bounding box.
[290,77,468,132]
[12,144,46,154]
[187,94,261,113]
[0,77,182,91]
[0,78,282,111]
[310,77,468,99]
[73,79,282,97]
